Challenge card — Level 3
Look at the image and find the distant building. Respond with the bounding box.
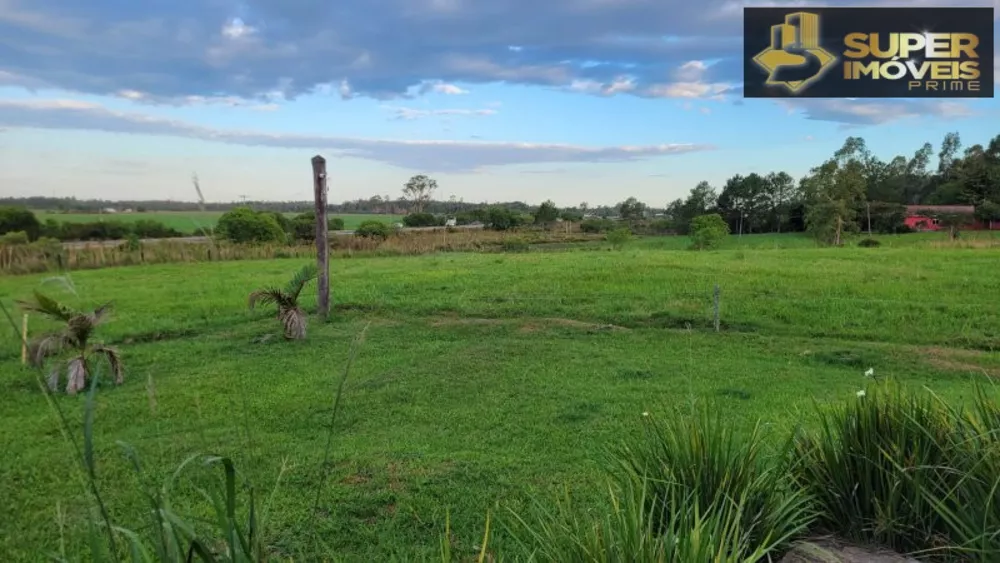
[904,205,987,231]
[102,208,117,214]
[445,218,457,227]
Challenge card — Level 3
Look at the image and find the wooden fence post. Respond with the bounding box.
[312,155,330,321]
[713,285,721,333]
[21,314,28,364]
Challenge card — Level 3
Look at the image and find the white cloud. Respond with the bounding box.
[382,106,498,119]
[221,17,256,40]
[0,98,713,171]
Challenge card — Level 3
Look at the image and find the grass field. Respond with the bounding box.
[33,210,405,234]
[2,235,1000,560]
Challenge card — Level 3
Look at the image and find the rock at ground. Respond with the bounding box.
[781,538,922,563]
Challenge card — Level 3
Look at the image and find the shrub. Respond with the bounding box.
[0,230,30,245]
[559,209,584,222]
[402,212,444,228]
[484,207,524,231]
[291,212,347,241]
[580,218,615,233]
[215,207,286,244]
[606,228,632,249]
[689,213,730,250]
[0,206,41,240]
[131,219,182,239]
[355,220,392,240]
[262,211,292,233]
[857,238,881,247]
[120,233,141,252]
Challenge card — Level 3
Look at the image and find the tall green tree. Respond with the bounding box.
[803,141,868,245]
[402,175,438,213]
[617,197,646,222]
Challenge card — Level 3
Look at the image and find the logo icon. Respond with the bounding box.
[752,12,836,93]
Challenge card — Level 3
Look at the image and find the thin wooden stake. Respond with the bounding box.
[713,285,721,333]
[313,155,331,321]
[21,313,28,364]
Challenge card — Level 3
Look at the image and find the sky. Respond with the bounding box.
[0,0,997,208]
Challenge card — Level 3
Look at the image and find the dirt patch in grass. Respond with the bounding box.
[430,317,505,327]
[917,346,999,377]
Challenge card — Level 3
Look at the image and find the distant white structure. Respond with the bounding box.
[445,218,457,227]
[102,208,117,214]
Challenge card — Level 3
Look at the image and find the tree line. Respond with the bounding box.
[658,132,1000,243]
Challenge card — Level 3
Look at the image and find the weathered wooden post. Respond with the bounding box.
[713,285,721,333]
[21,313,28,365]
[312,155,330,320]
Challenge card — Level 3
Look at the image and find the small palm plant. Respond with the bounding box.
[249,263,318,340]
[19,291,123,395]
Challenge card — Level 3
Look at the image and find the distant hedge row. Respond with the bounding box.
[0,206,190,242]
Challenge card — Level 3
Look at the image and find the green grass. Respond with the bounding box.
[33,211,404,235]
[1,240,999,559]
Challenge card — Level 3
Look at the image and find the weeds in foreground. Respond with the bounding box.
[507,406,814,562]
[794,381,1000,561]
[18,291,123,394]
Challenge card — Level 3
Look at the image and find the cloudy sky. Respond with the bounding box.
[0,0,997,206]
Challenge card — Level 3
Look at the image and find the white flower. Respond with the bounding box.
[857,390,866,398]
[642,411,649,417]
[864,368,875,378]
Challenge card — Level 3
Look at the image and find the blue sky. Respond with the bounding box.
[0,0,997,207]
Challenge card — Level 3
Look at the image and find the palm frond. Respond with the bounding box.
[18,291,77,322]
[284,264,318,303]
[248,289,284,310]
[46,364,60,391]
[87,302,114,327]
[28,334,70,368]
[66,358,87,395]
[67,315,96,348]
[92,345,124,385]
[279,307,308,340]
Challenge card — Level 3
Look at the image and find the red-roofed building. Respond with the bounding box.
[904,205,988,231]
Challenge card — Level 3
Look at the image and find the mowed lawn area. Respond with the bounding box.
[2,238,1000,560]
[33,210,405,234]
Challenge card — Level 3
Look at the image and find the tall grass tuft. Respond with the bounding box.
[506,405,814,562]
[793,381,1000,560]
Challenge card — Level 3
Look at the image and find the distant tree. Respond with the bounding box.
[215,207,286,244]
[975,201,1000,230]
[618,197,646,222]
[674,182,718,234]
[249,264,317,340]
[0,206,41,240]
[766,171,796,233]
[689,214,730,250]
[803,139,869,246]
[19,291,123,395]
[559,209,583,222]
[403,175,438,213]
[534,200,560,226]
